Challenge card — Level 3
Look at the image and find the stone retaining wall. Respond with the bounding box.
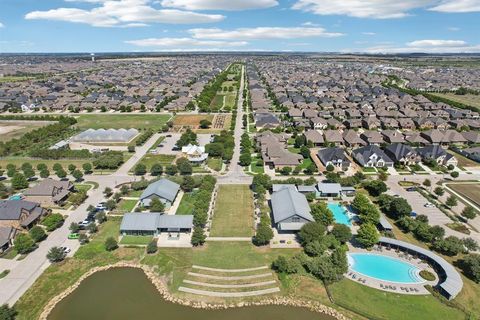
[39,262,349,320]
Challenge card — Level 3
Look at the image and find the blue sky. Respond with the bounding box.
[1,0,479,53]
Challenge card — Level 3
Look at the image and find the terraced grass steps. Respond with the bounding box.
[183,279,277,288]
[192,265,269,273]
[187,272,273,280]
[178,287,281,297]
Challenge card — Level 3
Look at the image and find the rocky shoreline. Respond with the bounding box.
[39,262,349,320]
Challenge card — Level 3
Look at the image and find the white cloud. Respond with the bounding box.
[0,22,4,28]
[302,21,320,26]
[430,0,480,13]
[125,37,248,47]
[160,0,278,11]
[292,0,480,19]
[25,0,224,27]
[362,32,376,35]
[189,27,344,40]
[364,39,480,53]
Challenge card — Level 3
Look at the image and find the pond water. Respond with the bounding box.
[48,267,335,320]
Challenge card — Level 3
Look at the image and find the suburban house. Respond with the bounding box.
[120,213,193,236]
[0,200,47,229]
[303,130,324,146]
[0,226,17,253]
[317,147,351,170]
[181,144,208,163]
[352,145,394,168]
[316,183,342,197]
[140,179,180,208]
[270,187,314,232]
[384,143,421,165]
[23,178,74,207]
[417,145,458,167]
[254,112,280,129]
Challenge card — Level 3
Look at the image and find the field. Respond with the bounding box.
[430,93,480,110]
[115,199,138,213]
[172,114,231,132]
[0,120,53,142]
[133,154,176,172]
[75,114,171,130]
[176,191,197,215]
[210,185,254,237]
[119,235,153,246]
[447,183,480,208]
[206,157,222,171]
[448,150,480,168]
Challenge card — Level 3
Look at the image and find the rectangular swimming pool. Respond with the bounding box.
[328,202,352,225]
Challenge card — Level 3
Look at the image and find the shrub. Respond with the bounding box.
[419,270,436,281]
[104,237,118,251]
[146,240,158,254]
[47,246,66,262]
[29,226,46,242]
[41,213,64,231]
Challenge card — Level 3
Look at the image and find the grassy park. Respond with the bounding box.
[133,154,176,172]
[209,185,255,237]
[430,93,480,110]
[447,183,480,208]
[74,114,172,130]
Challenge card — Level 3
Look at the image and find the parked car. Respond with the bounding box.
[79,220,92,228]
[68,233,79,239]
[95,203,107,211]
[424,203,436,208]
[410,211,417,217]
[166,134,172,137]
[406,187,417,192]
[60,246,71,254]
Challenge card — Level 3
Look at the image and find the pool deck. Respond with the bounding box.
[346,245,437,295]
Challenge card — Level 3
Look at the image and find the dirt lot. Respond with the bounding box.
[0,120,53,142]
[447,183,480,208]
[172,114,230,132]
[172,114,213,128]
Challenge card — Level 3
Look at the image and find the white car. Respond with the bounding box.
[424,202,436,208]
[60,246,71,254]
[95,203,107,211]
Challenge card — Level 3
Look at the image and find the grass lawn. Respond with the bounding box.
[447,183,480,208]
[75,114,171,130]
[126,189,143,198]
[362,167,377,173]
[116,199,138,213]
[176,191,197,215]
[74,183,92,193]
[250,156,264,174]
[134,154,176,171]
[0,248,18,259]
[448,150,480,168]
[119,235,153,246]
[210,185,254,237]
[206,157,222,171]
[299,157,313,170]
[430,93,480,110]
[0,121,53,142]
[329,279,465,320]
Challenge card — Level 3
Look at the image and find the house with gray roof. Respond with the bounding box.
[384,143,420,165]
[352,145,394,168]
[120,213,193,236]
[23,178,74,207]
[270,188,314,232]
[0,200,47,229]
[417,145,457,167]
[0,226,17,253]
[317,147,350,170]
[140,178,180,208]
[316,183,342,197]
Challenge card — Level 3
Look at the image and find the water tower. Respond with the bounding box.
[90,53,95,62]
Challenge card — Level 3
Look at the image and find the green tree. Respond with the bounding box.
[280,166,292,175]
[239,153,252,166]
[462,206,477,220]
[104,237,118,251]
[326,164,335,172]
[46,246,66,262]
[150,163,163,176]
[181,176,195,192]
[300,146,310,159]
[298,222,326,246]
[103,187,113,197]
[72,169,83,182]
[331,224,352,243]
[149,197,165,212]
[69,222,80,233]
[87,222,98,234]
[0,304,17,320]
[191,226,206,246]
[14,233,35,254]
[56,168,67,179]
[82,162,93,174]
[364,180,387,197]
[272,255,303,274]
[176,157,192,175]
[40,169,50,178]
[310,202,334,226]
[68,164,76,172]
[134,164,147,176]
[356,223,379,248]
[450,171,459,178]
[29,226,46,242]
[433,236,464,256]
[96,211,107,224]
[11,173,28,190]
[446,195,458,208]
[423,179,431,188]
[199,119,212,129]
[165,165,178,176]
[434,186,445,197]
[389,197,412,219]
[462,254,480,283]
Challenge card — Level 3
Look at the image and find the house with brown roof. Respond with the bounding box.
[303,130,324,146]
[0,200,47,230]
[398,118,416,130]
[343,130,366,148]
[23,178,74,207]
[324,130,344,146]
[382,130,405,144]
[361,131,384,145]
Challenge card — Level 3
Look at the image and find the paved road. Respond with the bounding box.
[0,133,163,305]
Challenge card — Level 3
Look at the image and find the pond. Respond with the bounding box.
[48,267,335,320]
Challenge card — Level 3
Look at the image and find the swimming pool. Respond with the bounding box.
[328,203,351,225]
[348,253,424,284]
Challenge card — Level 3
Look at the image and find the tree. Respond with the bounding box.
[252,174,272,193]
[446,195,458,208]
[103,187,113,197]
[105,199,116,211]
[463,238,478,252]
[120,185,129,195]
[298,222,326,246]
[104,237,118,251]
[304,163,318,175]
[433,236,464,256]
[82,162,93,174]
[239,153,252,166]
[47,246,66,262]
[69,222,80,233]
[389,197,412,219]
[310,202,334,226]
[29,226,46,242]
[356,223,379,248]
[462,254,480,283]
[14,233,35,254]
[72,169,83,182]
[294,135,306,148]
[87,222,98,234]
[56,168,67,179]
[176,158,192,175]
[128,145,135,153]
[68,164,76,172]
[434,186,445,197]
[461,206,477,220]
[149,197,165,212]
[96,211,107,224]
[364,180,387,197]
[300,146,310,159]
[450,171,459,178]
[331,224,352,243]
[150,163,163,176]
[181,176,195,192]
[165,165,178,176]
[134,164,147,176]
[0,304,17,320]
[272,255,303,274]
[11,173,28,190]
[254,220,273,246]
[191,226,206,246]
[40,169,50,178]
[23,167,35,180]
[146,240,158,254]
[41,213,64,231]
[423,179,431,188]
[199,119,212,129]
[378,171,388,182]
[280,166,292,175]
[326,164,335,172]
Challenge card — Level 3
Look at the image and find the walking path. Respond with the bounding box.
[183,280,276,289]
[178,287,280,297]
[192,265,268,272]
[188,272,273,280]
